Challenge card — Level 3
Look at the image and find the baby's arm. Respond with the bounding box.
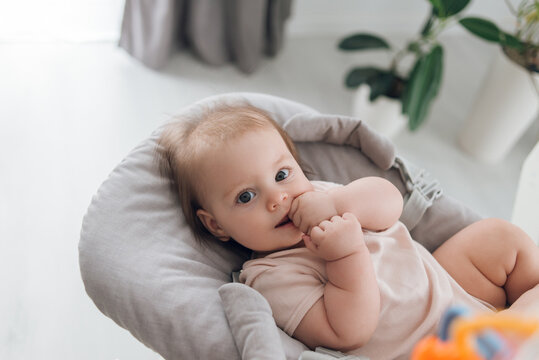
[290,177,403,234]
[293,213,380,350]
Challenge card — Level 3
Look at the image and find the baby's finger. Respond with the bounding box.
[301,220,312,236]
[289,198,299,219]
[293,211,305,233]
[318,220,331,231]
[333,214,347,222]
[310,225,323,241]
[342,212,355,221]
[290,208,302,229]
[341,212,361,228]
[302,234,317,252]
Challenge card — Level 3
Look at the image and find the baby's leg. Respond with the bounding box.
[433,218,539,310]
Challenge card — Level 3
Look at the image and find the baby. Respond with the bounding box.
[157,103,539,359]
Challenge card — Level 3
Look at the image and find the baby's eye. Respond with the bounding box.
[237,191,255,204]
[275,169,289,182]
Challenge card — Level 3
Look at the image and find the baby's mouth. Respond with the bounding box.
[275,214,292,228]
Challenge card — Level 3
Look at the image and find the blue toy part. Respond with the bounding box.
[438,305,470,341]
[475,330,508,360]
[437,306,511,360]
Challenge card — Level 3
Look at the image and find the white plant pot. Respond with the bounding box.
[459,50,539,163]
[352,84,407,139]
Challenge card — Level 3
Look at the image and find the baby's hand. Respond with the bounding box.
[302,213,364,261]
[289,191,338,235]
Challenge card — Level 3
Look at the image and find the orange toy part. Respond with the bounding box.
[453,313,539,351]
[411,335,482,360]
[412,311,539,360]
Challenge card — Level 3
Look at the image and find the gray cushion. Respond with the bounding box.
[79,92,480,360]
[219,283,287,360]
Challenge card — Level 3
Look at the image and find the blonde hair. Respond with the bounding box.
[156,103,301,245]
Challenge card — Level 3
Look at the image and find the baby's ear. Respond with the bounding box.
[196,209,230,242]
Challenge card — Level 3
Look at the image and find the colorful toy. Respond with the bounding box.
[412,306,539,360]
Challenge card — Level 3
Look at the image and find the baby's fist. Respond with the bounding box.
[303,213,364,261]
[289,191,337,235]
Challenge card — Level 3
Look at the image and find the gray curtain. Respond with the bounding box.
[119,0,293,74]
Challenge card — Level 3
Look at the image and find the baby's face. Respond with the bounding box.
[196,128,313,252]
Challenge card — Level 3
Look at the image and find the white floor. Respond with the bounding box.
[1,33,537,359]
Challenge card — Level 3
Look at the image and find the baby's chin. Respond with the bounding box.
[292,238,306,249]
[263,237,305,255]
[285,234,306,250]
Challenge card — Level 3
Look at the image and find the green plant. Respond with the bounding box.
[340,0,471,130]
[459,0,538,73]
[339,1,538,132]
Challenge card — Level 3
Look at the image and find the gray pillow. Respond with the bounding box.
[79,92,480,360]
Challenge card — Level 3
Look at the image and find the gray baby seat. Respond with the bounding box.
[79,93,481,360]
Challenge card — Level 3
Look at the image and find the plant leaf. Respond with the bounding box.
[367,72,398,101]
[345,67,385,88]
[430,0,470,18]
[338,33,390,51]
[421,13,435,36]
[500,32,525,52]
[402,45,444,130]
[428,0,443,16]
[459,17,502,43]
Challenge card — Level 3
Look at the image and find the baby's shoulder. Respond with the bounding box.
[310,180,343,192]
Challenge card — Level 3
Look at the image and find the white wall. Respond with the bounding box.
[0,0,125,42]
[288,0,515,37]
[0,0,518,42]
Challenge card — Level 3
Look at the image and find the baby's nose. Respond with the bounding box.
[267,191,288,211]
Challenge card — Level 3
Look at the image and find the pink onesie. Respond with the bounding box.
[239,182,494,360]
